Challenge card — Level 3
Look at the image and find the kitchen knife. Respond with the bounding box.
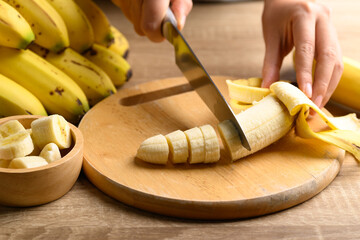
[161,8,251,151]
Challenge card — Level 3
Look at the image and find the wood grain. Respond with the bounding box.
[1,0,360,238]
[78,76,345,219]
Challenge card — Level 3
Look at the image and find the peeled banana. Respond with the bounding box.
[83,43,132,87]
[8,156,48,169]
[0,130,34,160]
[74,0,114,47]
[29,44,116,107]
[0,46,89,124]
[0,120,25,138]
[0,0,35,49]
[39,142,61,163]
[45,0,94,53]
[31,114,72,150]
[0,73,47,117]
[3,0,69,52]
[136,79,360,165]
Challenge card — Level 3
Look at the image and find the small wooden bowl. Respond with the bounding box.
[0,115,83,207]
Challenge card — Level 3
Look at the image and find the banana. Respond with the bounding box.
[226,78,270,104]
[199,125,220,163]
[0,0,35,49]
[0,46,89,124]
[73,0,114,47]
[136,134,169,164]
[165,130,188,164]
[0,130,34,160]
[0,120,25,138]
[330,57,360,112]
[0,73,47,117]
[29,44,116,107]
[8,156,48,169]
[0,159,11,168]
[83,43,132,87]
[31,114,72,150]
[45,0,94,53]
[3,0,69,53]
[136,78,360,165]
[39,142,61,163]
[109,25,130,59]
[218,94,295,161]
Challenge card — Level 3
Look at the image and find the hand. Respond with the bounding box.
[261,0,343,109]
[111,0,193,42]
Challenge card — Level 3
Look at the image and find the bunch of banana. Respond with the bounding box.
[136,79,360,165]
[0,0,132,123]
[0,115,71,169]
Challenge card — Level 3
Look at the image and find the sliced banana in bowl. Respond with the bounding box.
[0,115,83,207]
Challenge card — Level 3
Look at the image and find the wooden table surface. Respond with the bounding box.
[1,0,360,239]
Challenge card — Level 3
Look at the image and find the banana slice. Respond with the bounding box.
[39,142,61,163]
[165,130,188,164]
[0,130,34,160]
[136,134,169,164]
[184,127,205,164]
[199,125,220,163]
[0,159,11,168]
[0,120,26,138]
[31,115,71,149]
[8,156,48,169]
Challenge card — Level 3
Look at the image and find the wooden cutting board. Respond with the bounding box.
[78,76,345,219]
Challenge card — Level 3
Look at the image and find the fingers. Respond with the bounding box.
[261,37,283,88]
[170,0,193,30]
[292,6,316,99]
[313,12,343,108]
[141,0,192,42]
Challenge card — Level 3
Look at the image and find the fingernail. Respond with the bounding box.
[313,95,323,108]
[305,82,312,98]
[178,16,186,30]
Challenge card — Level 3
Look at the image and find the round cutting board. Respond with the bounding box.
[78,76,345,219]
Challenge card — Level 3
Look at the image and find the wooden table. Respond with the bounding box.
[1,0,360,239]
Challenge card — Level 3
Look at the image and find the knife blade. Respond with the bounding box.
[161,8,251,151]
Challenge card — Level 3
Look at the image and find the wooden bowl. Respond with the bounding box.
[0,115,83,207]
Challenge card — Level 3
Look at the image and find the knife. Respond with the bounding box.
[161,8,251,151]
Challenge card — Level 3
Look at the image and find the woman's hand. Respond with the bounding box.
[111,0,193,42]
[261,0,343,109]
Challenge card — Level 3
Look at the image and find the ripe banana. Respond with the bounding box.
[45,0,94,53]
[109,25,130,59]
[83,43,132,87]
[29,44,116,107]
[165,130,188,164]
[330,57,360,112]
[0,0,35,49]
[136,134,169,164]
[0,130,34,160]
[3,0,69,53]
[136,79,360,165]
[31,114,72,150]
[0,73,47,117]
[74,0,114,47]
[0,46,89,124]
[39,142,61,163]
[0,120,25,138]
[137,125,220,165]
[8,156,48,169]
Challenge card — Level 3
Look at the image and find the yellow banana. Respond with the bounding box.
[136,79,360,165]
[0,46,89,124]
[109,25,130,59]
[29,44,116,107]
[83,43,132,87]
[45,0,94,53]
[0,73,47,117]
[8,156,48,169]
[73,0,114,47]
[331,57,360,112]
[3,0,69,52]
[0,0,35,49]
